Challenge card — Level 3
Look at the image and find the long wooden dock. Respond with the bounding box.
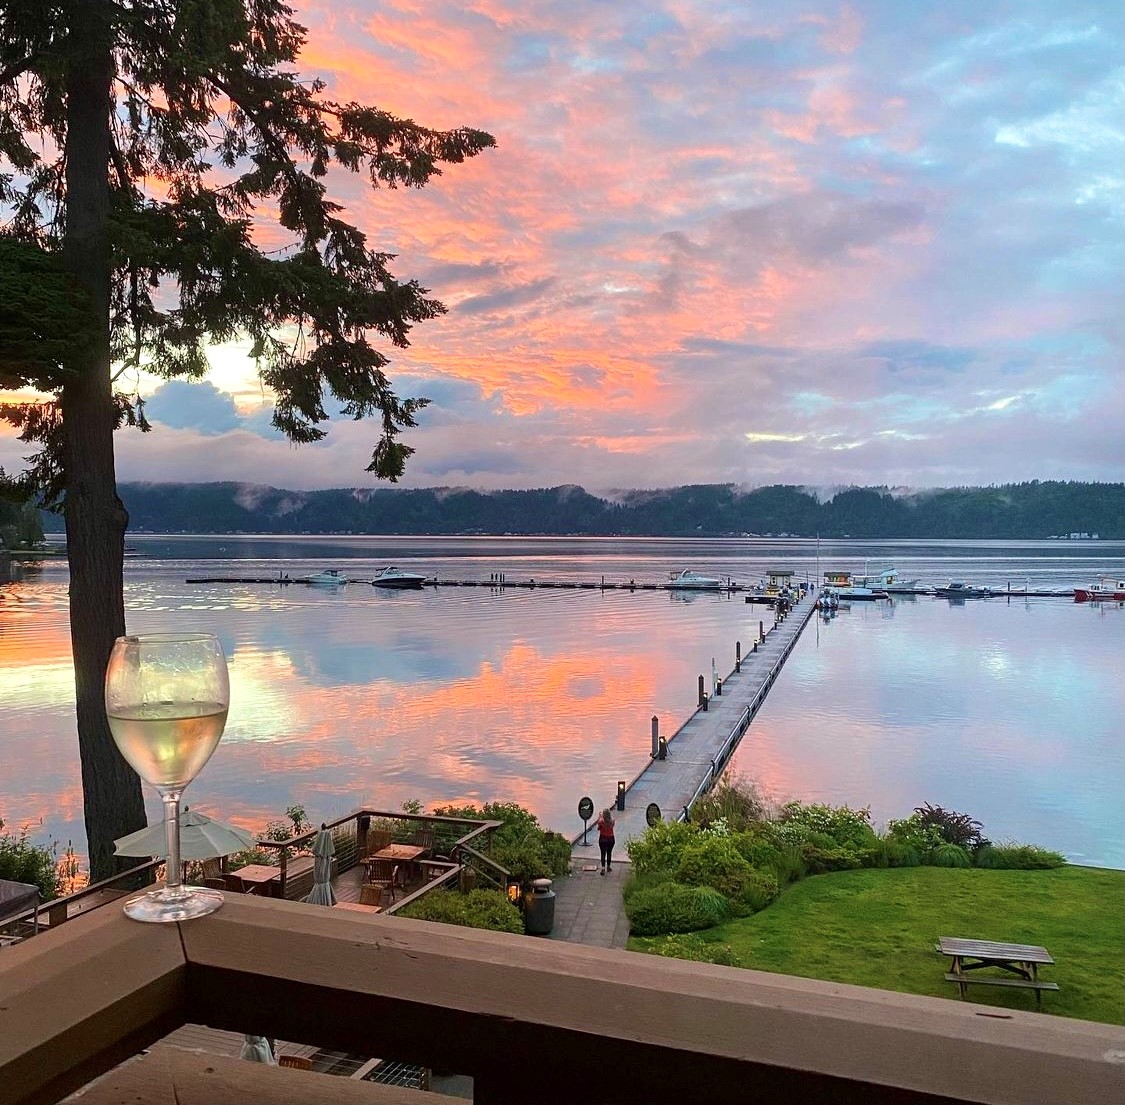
[587,591,819,847]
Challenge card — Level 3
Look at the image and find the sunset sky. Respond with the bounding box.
[2,0,1122,492]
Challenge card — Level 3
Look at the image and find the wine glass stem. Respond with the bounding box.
[161,790,184,894]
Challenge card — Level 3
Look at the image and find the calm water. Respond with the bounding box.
[1,536,1122,868]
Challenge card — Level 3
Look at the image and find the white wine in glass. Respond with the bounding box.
[105,632,230,922]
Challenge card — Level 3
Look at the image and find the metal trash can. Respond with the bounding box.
[523,877,556,936]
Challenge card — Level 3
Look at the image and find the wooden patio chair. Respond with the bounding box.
[277,1055,313,1071]
[364,828,394,857]
[202,877,227,891]
[412,826,435,857]
[222,874,261,895]
[200,857,224,881]
[362,861,400,905]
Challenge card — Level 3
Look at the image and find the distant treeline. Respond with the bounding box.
[35,480,1124,539]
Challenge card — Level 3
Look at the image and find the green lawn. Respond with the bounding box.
[628,865,1125,1024]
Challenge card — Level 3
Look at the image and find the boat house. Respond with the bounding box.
[765,568,794,594]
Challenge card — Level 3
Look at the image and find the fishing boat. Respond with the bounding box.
[371,566,428,589]
[304,568,348,586]
[667,569,722,591]
[1073,577,1125,602]
[821,570,887,600]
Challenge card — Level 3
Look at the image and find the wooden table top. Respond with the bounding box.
[232,864,283,884]
[938,937,1053,963]
[334,901,381,914]
[370,844,426,862]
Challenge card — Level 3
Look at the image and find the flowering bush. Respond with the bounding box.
[626,820,699,877]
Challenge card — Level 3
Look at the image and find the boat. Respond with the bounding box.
[371,566,428,589]
[854,565,922,593]
[304,568,348,586]
[1074,577,1125,602]
[821,570,888,600]
[667,569,722,591]
[934,581,995,598]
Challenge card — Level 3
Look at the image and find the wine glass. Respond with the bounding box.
[105,632,230,922]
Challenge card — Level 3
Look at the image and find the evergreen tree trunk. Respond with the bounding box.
[61,3,146,881]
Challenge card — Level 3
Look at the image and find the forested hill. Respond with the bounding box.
[37,480,1123,539]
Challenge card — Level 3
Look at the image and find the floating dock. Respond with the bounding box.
[576,592,819,849]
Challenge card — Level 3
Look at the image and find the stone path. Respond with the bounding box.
[546,846,631,949]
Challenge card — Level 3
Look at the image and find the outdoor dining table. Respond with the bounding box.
[365,844,427,885]
[232,864,283,895]
[334,901,381,914]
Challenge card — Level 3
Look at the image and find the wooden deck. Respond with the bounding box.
[602,591,818,844]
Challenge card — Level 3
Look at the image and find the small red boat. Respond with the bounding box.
[1074,576,1125,602]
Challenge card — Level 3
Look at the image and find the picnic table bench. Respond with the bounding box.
[937,936,1059,1009]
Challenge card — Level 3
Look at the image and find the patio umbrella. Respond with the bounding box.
[113,807,255,861]
[304,824,337,906]
[239,1035,276,1064]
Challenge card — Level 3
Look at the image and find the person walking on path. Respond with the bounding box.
[596,808,616,874]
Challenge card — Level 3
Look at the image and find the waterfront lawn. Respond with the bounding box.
[629,865,1125,1025]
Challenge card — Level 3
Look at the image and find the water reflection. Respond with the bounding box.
[2,539,1122,871]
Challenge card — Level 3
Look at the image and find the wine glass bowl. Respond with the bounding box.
[105,632,230,922]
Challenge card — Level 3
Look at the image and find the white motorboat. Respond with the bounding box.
[371,566,428,589]
[304,568,348,586]
[855,565,921,593]
[822,570,887,600]
[667,569,722,591]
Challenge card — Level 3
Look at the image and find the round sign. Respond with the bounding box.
[645,802,662,826]
[578,796,594,821]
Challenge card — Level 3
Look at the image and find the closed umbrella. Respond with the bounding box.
[305,824,336,906]
[113,807,255,860]
[240,1035,276,1064]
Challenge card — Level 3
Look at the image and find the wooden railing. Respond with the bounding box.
[1,894,1122,1105]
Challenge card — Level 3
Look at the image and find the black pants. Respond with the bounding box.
[599,836,615,868]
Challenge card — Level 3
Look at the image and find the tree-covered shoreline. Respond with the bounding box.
[37,478,1124,540]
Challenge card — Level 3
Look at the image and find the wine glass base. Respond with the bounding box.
[123,886,224,923]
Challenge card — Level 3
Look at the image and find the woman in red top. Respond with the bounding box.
[596,808,616,874]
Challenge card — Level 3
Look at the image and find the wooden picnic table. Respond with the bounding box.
[333,901,381,915]
[938,936,1059,1008]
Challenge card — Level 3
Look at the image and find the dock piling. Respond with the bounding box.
[735,641,741,673]
[651,716,660,759]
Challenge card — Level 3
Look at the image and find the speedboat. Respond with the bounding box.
[935,581,994,598]
[667,569,722,591]
[1074,577,1125,602]
[821,571,887,600]
[371,566,428,589]
[304,568,348,586]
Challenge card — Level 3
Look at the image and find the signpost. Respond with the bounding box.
[578,796,594,846]
[645,802,662,827]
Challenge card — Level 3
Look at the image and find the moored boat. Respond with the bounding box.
[935,580,994,598]
[821,570,887,600]
[855,566,922,593]
[371,566,428,589]
[667,569,722,591]
[1074,577,1125,602]
[304,568,348,586]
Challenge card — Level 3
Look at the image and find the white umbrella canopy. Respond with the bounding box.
[113,807,255,861]
[239,1035,276,1064]
[304,824,337,906]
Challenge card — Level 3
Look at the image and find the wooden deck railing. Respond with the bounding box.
[1,894,1122,1105]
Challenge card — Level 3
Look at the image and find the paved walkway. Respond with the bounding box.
[546,846,631,949]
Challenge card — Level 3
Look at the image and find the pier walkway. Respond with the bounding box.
[595,591,818,848]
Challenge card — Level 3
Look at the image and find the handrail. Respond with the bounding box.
[451,842,511,890]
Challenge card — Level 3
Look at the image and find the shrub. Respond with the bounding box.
[974,843,1066,870]
[873,839,922,868]
[930,843,972,868]
[737,868,780,912]
[798,830,866,874]
[913,803,988,851]
[676,836,757,900]
[777,801,878,852]
[0,816,60,901]
[690,773,771,831]
[885,813,945,857]
[430,801,570,884]
[645,933,747,967]
[626,820,700,877]
[626,882,730,936]
[399,889,524,934]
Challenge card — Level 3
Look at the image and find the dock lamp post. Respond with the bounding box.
[616,781,626,811]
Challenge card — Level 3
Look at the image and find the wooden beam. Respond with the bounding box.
[0,902,186,1105]
[75,1045,466,1105]
[178,895,1125,1105]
